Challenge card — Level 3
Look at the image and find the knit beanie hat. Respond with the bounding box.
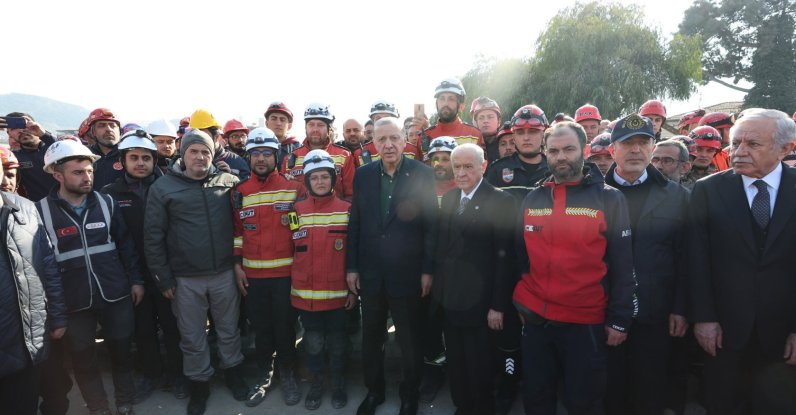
[180,129,215,156]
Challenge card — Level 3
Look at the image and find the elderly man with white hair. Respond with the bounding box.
[432,143,516,414]
[689,108,796,414]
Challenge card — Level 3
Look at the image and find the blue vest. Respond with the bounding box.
[38,191,129,312]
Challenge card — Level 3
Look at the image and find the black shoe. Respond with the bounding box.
[304,375,324,410]
[245,373,273,407]
[330,374,347,409]
[225,364,249,401]
[116,405,136,415]
[418,365,444,403]
[172,375,190,400]
[187,381,210,415]
[356,393,385,415]
[280,368,302,406]
[494,377,518,415]
[399,399,419,415]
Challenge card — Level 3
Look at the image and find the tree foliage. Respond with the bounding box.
[679,0,796,110]
[460,2,703,121]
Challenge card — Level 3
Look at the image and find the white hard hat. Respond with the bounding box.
[119,129,158,152]
[303,149,335,176]
[43,140,100,173]
[434,78,466,98]
[304,103,335,123]
[245,128,280,152]
[425,136,457,160]
[145,119,178,138]
[369,100,400,119]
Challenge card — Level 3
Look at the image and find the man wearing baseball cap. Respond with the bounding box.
[604,114,690,415]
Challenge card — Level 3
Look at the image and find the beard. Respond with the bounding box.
[551,156,584,183]
[437,106,458,123]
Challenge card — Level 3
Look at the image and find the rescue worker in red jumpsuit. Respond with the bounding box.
[288,149,356,410]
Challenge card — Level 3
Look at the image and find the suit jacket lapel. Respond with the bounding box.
[448,181,490,241]
[717,171,757,254]
[764,164,796,253]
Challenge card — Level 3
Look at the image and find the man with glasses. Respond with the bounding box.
[651,139,692,183]
[585,133,614,177]
[223,119,250,157]
[232,128,305,408]
[603,114,690,415]
[416,78,483,151]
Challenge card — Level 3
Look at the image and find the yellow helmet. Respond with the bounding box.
[188,109,222,130]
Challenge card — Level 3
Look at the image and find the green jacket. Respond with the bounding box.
[144,160,239,291]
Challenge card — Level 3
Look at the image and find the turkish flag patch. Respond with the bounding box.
[56,226,78,237]
[113,162,123,170]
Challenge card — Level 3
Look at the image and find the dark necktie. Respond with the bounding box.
[457,197,470,215]
[751,180,770,229]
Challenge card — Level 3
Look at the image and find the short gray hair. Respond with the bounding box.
[451,143,485,165]
[732,108,796,148]
[373,116,402,132]
[656,139,689,163]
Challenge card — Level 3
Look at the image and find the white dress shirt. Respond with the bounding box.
[613,169,648,186]
[460,178,484,201]
[741,163,782,217]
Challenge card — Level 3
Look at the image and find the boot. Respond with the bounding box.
[245,370,273,407]
[280,367,302,406]
[330,373,348,409]
[225,364,249,401]
[187,380,210,415]
[304,375,324,410]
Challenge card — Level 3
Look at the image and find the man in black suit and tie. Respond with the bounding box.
[433,143,516,414]
[346,117,439,415]
[690,108,796,414]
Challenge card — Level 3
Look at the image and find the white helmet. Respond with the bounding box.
[245,128,280,152]
[145,119,178,138]
[303,149,336,176]
[434,78,466,98]
[43,140,100,173]
[304,103,335,123]
[369,100,400,119]
[425,136,457,160]
[119,129,158,152]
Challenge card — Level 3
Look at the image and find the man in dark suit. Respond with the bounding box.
[346,117,439,415]
[690,108,796,414]
[433,143,516,414]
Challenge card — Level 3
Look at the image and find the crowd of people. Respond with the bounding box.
[1,76,796,415]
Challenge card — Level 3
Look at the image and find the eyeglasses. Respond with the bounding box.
[511,110,548,129]
[249,149,275,158]
[227,133,247,140]
[651,156,682,166]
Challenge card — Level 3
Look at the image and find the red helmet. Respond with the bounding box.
[85,108,121,130]
[639,99,667,120]
[670,135,697,157]
[223,119,249,137]
[77,117,91,139]
[586,133,612,158]
[677,109,706,130]
[689,126,722,150]
[496,121,513,139]
[0,147,19,170]
[265,101,294,123]
[575,104,602,123]
[698,112,734,129]
[469,97,501,120]
[510,105,548,131]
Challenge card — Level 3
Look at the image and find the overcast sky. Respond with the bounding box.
[2,0,746,136]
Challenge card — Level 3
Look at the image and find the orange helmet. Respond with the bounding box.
[698,112,734,130]
[510,105,548,131]
[575,104,602,123]
[639,100,667,120]
[689,126,722,150]
[77,117,91,139]
[0,147,19,170]
[223,119,249,137]
[677,109,706,130]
